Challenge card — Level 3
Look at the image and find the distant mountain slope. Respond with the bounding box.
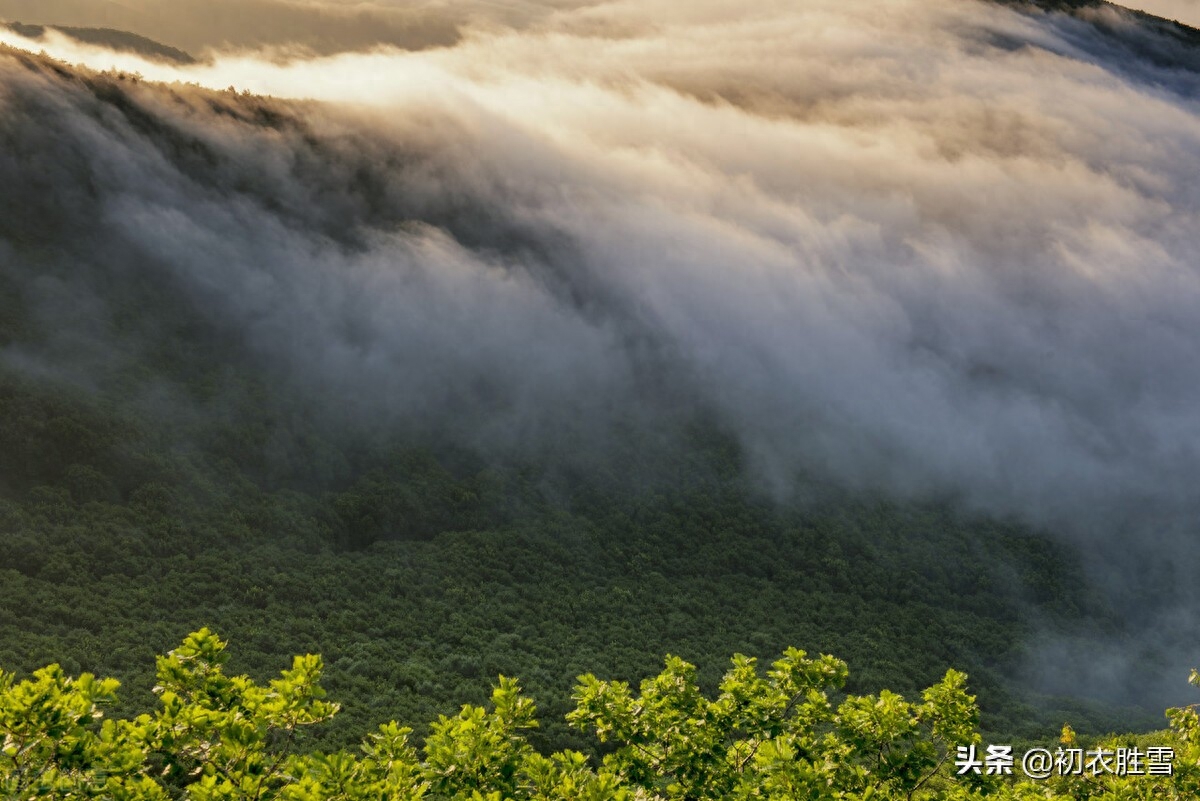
[989,0,1200,96]
[1117,0,1200,29]
[2,21,194,64]
[1004,0,1200,44]
[0,0,466,56]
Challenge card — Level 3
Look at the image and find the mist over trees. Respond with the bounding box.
[1,0,1199,767]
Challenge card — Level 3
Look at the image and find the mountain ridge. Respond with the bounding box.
[1,20,195,64]
[2,0,1198,67]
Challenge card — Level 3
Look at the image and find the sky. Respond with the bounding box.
[0,0,563,54]
[0,0,1196,55]
[1119,0,1200,28]
[2,0,1200,703]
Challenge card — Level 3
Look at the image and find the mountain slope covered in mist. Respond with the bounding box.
[0,22,195,64]
[2,0,1200,749]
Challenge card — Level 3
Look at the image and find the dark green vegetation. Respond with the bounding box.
[1,629,1195,800]
[0,352,1160,751]
[0,4,1188,759]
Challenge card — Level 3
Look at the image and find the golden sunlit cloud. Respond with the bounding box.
[2,0,1199,542]
[4,0,1199,501]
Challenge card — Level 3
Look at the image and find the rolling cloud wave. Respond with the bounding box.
[3,0,1200,701]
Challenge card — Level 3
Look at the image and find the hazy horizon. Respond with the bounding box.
[0,0,1195,59]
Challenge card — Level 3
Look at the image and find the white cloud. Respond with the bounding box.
[5,4,1200,705]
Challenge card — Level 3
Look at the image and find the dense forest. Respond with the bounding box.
[4,0,1200,788]
[0,349,1147,752]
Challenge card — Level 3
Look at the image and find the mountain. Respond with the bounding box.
[1001,0,1200,79]
[1,0,1199,753]
[2,21,194,64]
[0,0,466,56]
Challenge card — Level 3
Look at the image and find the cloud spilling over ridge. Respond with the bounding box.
[3,0,1200,529]
[3,0,1200,651]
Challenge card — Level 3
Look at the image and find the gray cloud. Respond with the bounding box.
[3,0,1200,706]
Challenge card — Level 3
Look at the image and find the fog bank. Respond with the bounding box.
[2,0,1200,705]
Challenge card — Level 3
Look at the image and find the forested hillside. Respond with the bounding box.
[4,0,1200,767]
[0,22,195,64]
[0,345,1136,751]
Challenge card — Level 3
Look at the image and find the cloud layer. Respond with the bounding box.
[4,0,1200,526]
[3,0,1200,702]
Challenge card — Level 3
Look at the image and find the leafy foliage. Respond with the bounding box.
[1,632,1196,800]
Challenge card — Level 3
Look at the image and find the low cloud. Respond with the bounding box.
[2,0,1200,705]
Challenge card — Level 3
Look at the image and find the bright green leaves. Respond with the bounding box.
[920,669,978,748]
[832,669,981,798]
[278,725,428,801]
[0,663,139,799]
[1,632,620,801]
[139,628,341,799]
[419,675,631,800]
[1161,671,1200,801]
[423,676,539,799]
[569,651,984,801]
[1167,669,1200,751]
[2,631,1197,800]
[519,750,629,801]
[569,649,855,800]
[0,629,354,800]
[265,654,341,729]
